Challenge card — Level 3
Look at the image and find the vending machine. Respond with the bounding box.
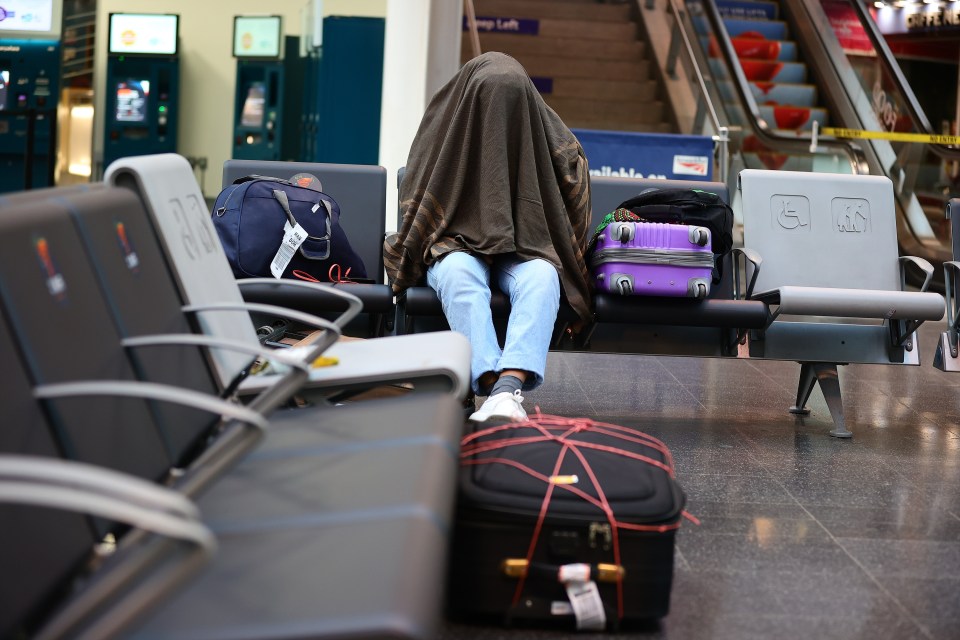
[0,0,63,193]
[102,13,179,171]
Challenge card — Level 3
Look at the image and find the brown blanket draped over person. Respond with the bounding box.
[383,52,593,323]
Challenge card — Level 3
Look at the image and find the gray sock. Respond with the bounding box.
[490,374,523,397]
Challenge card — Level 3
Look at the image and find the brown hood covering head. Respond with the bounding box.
[383,51,592,322]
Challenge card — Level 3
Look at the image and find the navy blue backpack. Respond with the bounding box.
[212,175,367,281]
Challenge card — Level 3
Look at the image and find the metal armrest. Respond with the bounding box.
[944,261,960,333]
[0,478,214,549]
[0,455,200,520]
[33,380,269,431]
[0,455,216,640]
[122,334,310,372]
[236,278,364,329]
[182,301,341,360]
[899,255,934,292]
[732,247,762,300]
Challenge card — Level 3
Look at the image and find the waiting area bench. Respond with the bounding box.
[208,160,945,436]
[0,161,469,639]
[395,169,945,438]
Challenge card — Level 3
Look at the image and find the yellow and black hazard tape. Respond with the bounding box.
[820,126,960,146]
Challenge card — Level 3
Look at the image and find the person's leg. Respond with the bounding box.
[494,256,561,391]
[426,251,501,395]
[468,257,559,422]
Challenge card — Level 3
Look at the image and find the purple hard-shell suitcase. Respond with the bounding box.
[590,221,713,299]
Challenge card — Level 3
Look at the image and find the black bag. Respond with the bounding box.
[448,414,688,630]
[615,188,734,282]
[212,175,368,281]
[617,188,733,256]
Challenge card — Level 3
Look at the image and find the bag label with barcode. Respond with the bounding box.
[565,580,606,631]
[270,221,308,278]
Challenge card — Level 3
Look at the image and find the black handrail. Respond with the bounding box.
[847,0,960,161]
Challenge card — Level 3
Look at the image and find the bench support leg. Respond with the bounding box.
[790,362,851,438]
[789,362,816,416]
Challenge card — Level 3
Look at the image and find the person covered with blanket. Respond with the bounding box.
[384,52,592,422]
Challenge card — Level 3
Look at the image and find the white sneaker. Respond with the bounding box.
[469,390,527,422]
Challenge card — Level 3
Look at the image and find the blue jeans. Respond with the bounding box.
[427,252,560,394]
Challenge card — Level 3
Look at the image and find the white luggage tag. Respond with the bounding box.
[269,189,309,278]
[271,221,309,278]
[559,563,606,630]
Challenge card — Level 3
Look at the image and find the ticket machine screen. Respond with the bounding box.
[240,82,265,128]
[116,79,150,122]
[0,70,9,110]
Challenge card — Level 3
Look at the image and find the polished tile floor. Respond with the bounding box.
[442,320,960,640]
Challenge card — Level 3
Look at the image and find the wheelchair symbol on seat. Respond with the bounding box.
[776,198,808,230]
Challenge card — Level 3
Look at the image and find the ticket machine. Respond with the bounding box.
[232,15,285,160]
[102,13,180,171]
[0,0,63,193]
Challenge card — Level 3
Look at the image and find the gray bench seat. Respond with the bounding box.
[0,173,468,640]
[738,169,945,437]
[107,154,472,401]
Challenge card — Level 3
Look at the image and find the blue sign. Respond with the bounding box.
[572,129,715,181]
[463,16,540,35]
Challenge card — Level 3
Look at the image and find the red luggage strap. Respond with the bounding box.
[292,263,358,284]
[461,411,700,622]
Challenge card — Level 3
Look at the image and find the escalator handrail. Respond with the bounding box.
[847,0,960,161]
[667,0,733,183]
[696,0,871,174]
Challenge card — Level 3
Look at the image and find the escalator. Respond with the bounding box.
[673,0,960,287]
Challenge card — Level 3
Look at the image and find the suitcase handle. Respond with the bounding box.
[613,223,634,243]
[501,558,625,583]
[689,226,710,247]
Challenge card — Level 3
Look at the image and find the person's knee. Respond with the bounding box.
[526,259,560,284]
[515,259,560,301]
[431,253,490,301]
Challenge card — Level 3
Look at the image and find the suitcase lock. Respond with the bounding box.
[588,522,612,551]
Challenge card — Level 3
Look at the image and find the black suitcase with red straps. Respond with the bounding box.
[447,414,690,631]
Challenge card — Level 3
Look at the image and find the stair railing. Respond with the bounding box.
[463,0,482,60]
[665,0,731,184]
[696,0,870,175]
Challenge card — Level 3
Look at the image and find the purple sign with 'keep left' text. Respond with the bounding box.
[463,16,540,35]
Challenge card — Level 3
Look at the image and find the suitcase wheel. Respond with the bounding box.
[615,276,633,296]
[688,277,710,299]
